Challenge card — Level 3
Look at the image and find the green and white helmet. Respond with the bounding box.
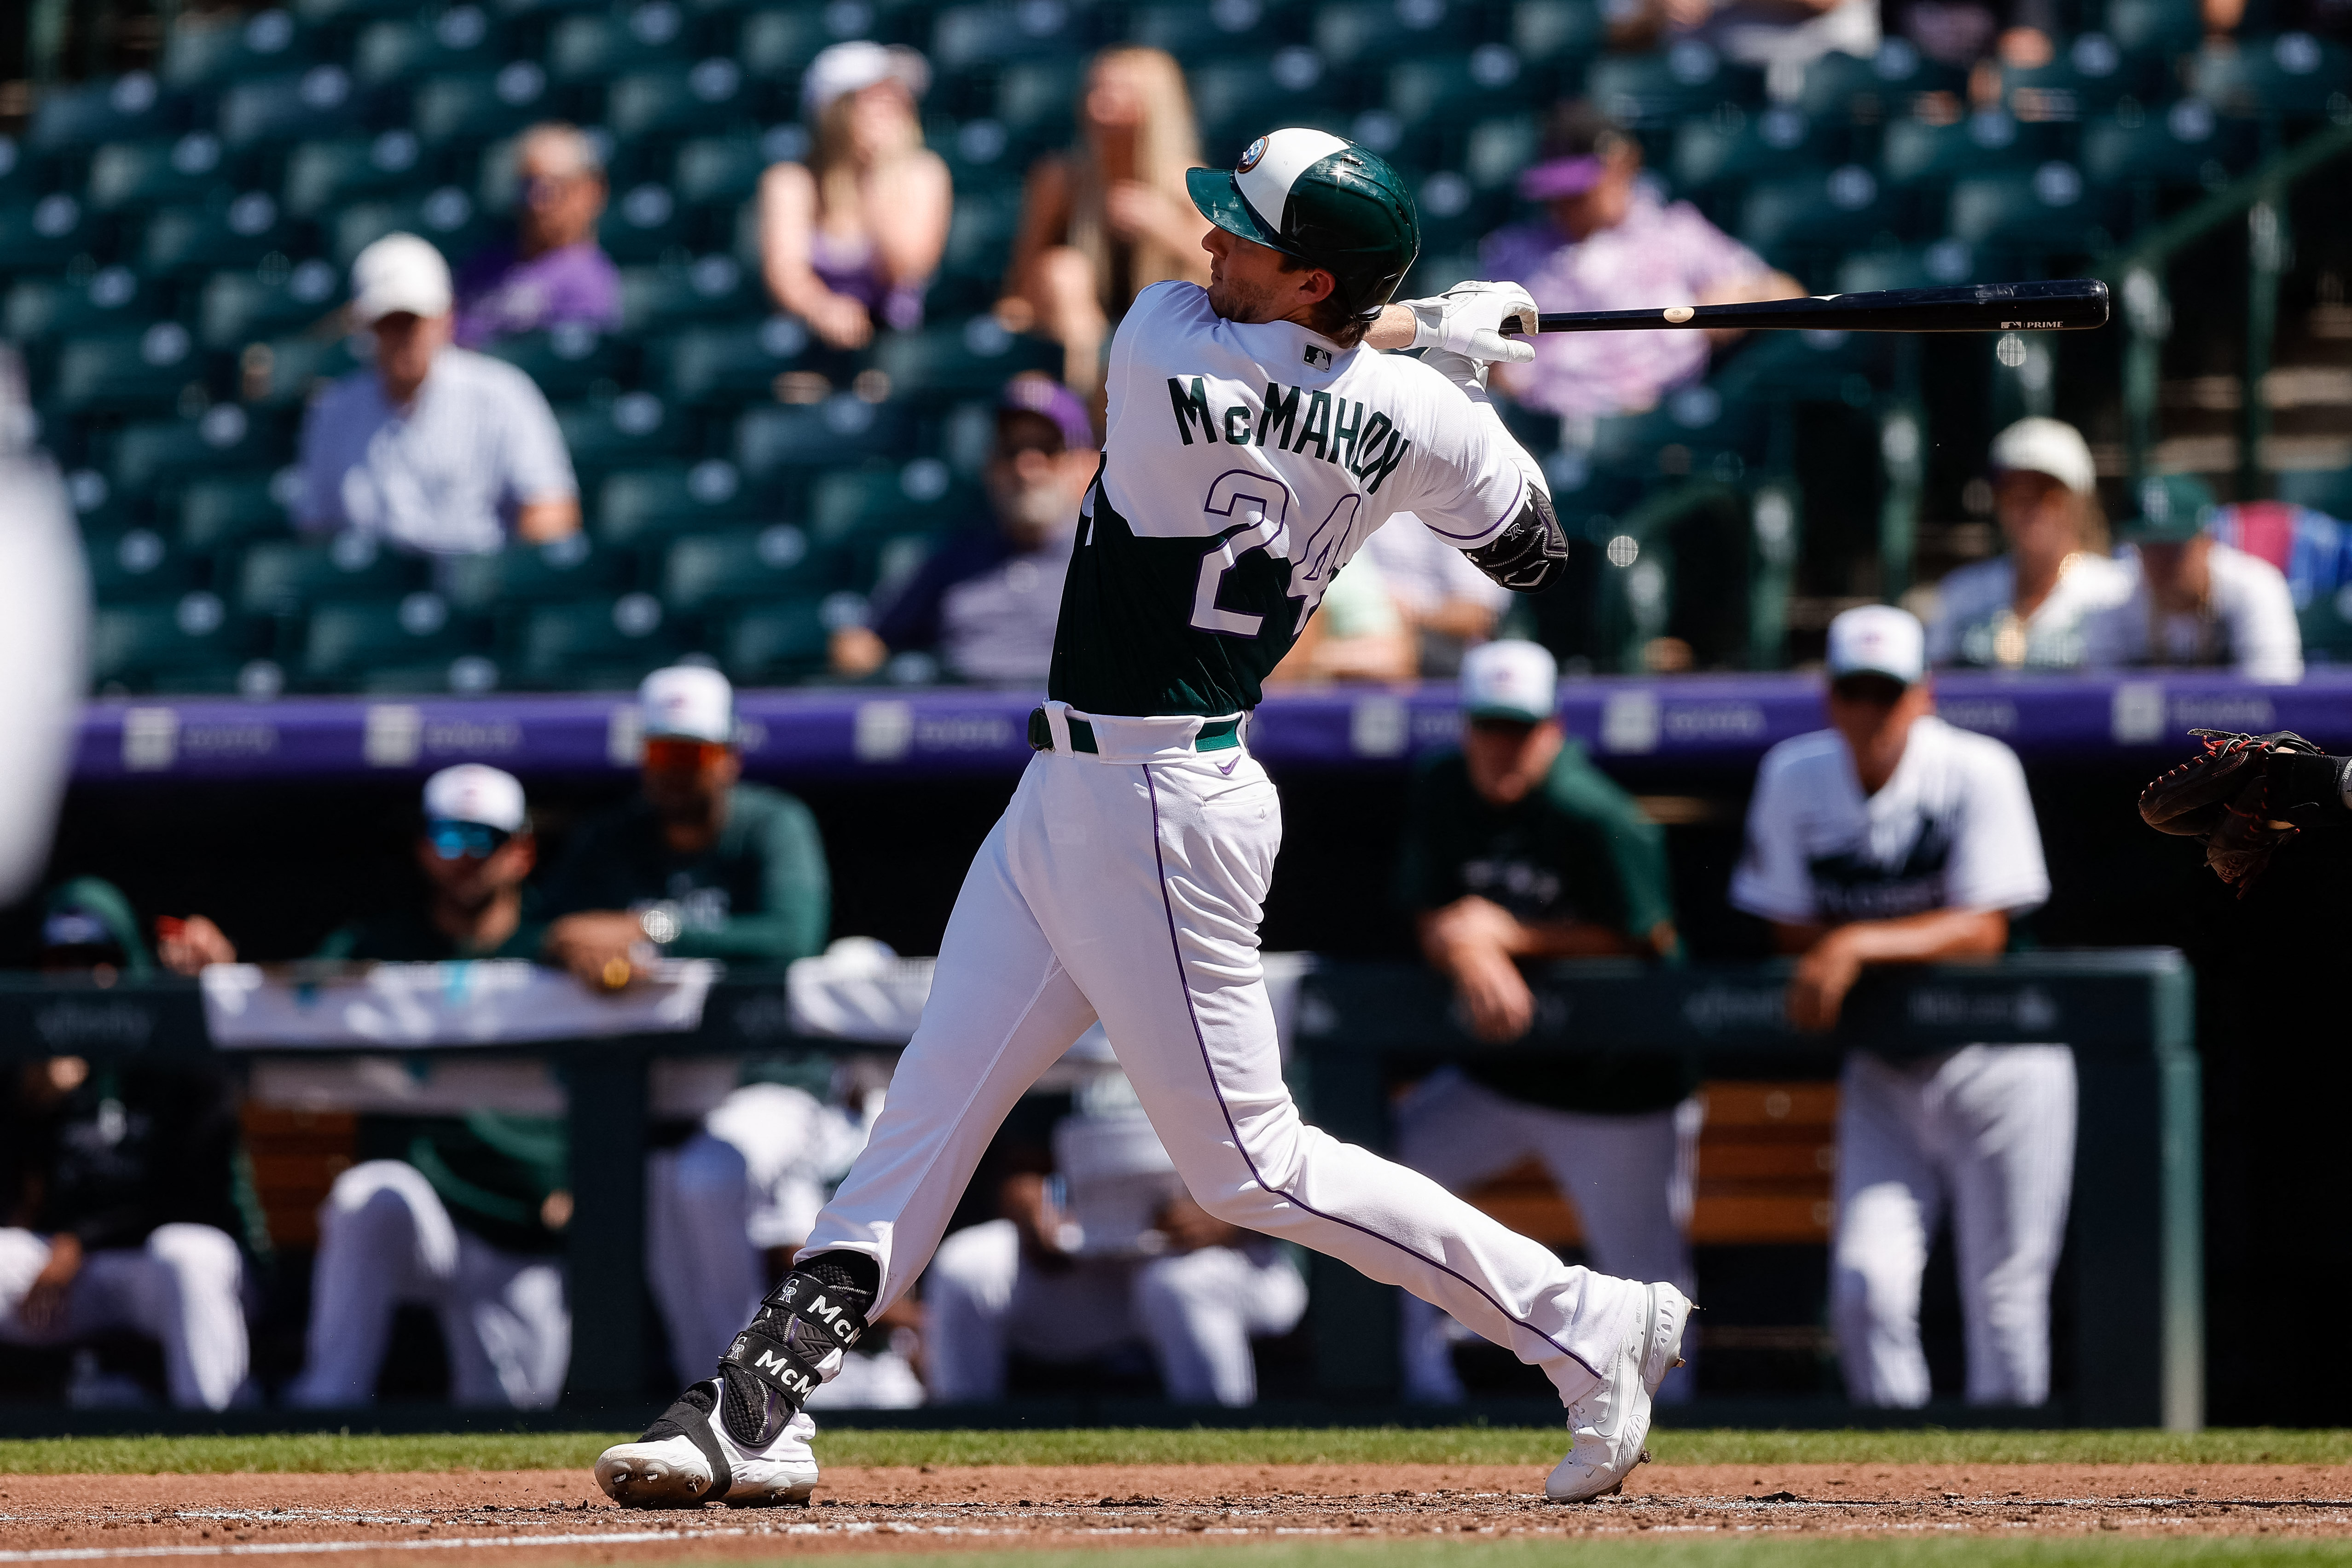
[1186,128,1421,323]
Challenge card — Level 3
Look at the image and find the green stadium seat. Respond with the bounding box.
[806,459,967,544]
[647,316,809,403]
[660,524,828,617]
[162,7,314,91]
[295,0,438,22]
[738,7,840,81]
[1995,33,2138,121]
[1795,41,1963,122]
[931,2,1092,73]
[2108,0,2207,61]
[2193,33,2352,121]
[1512,0,1604,69]
[871,317,1060,401]
[1946,162,2109,253]
[1316,0,1460,69]
[442,532,634,612]
[111,405,291,490]
[0,195,100,273]
[607,61,753,141]
[1879,110,2040,187]
[555,391,694,481]
[2278,469,2352,517]
[480,324,627,399]
[722,596,831,683]
[239,335,363,408]
[235,535,427,617]
[1192,54,1344,161]
[1710,323,1889,403]
[352,9,510,86]
[5,266,147,345]
[412,64,554,146]
[1670,106,1825,195]
[283,132,431,218]
[217,66,364,149]
[1738,165,1900,272]
[2080,99,2242,192]
[1462,113,1541,196]
[88,594,269,694]
[990,58,1084,153]
[546,7,692,82]
[178,472,298,556]
[599,181,700,264]
[492,0,616,18]
[1586,46,1765,130]
[674,134,776,206]
[197,260,342,349]
[86,133,228,211]
[29,74,181,154]
[1128,1,1280,58]
[597,460,761,548]
[1388,51,1541,143]
[85,526,199,603]
[510,594,681,689]
[1591,381,1768,478]
[53,324,202,414]
[736,398,913,482]
[140,193,298,276]
[1833,237,1977,293]
[937,187,1022,293]
[331,188,487,267]
[619,255,756,332]
[298,593,480,689]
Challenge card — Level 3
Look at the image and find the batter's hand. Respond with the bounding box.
[1400,282,1540,366]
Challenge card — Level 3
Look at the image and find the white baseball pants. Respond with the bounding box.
[0,1224,248,1409]
[287,1161,569,1409]
[1831,1045,2077,1407]
[925,1217,1308,1406]
[801,724,1645,1403]
[1395,1068,1700,1404]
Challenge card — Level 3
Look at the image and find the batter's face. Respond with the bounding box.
[1203,226,1336,327]
[1464,717,1565,807]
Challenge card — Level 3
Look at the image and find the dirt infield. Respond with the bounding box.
[4,1463,2352,1562]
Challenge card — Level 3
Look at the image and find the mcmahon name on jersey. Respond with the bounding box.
[1048,282,1532,719]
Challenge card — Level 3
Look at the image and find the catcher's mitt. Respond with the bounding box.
[2138,729,2349,895]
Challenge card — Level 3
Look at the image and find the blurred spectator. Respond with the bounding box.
[319,764,545,961]
[1392,642,1696,1404]
[1925,418,2129,671]
[1360,519,1513,676]
[1732,606,2068,1409]
[2204,492,2352,613]
[759,43,951,349]
[926,1092,1305,1406]
[540,666,829,987]
[453,124,622,349]
[833,376,1095,685]
[1886,0,2055,87]
[1264,552,1417,684]
[1483,104,1801,428]
[1,880,258,1410]
[2085,474,2304,684]
[999,47,1210,393]
[299,234,581,555]
[1609,0,1877,99]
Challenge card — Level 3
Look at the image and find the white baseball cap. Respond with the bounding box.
[423,764,527,832]
[1460,638,1558,723]
[641,664,735,744]
[1825,604,1925,686]
[1989,416,2096,496]
[800,41,930,121]
[350,232,453,324]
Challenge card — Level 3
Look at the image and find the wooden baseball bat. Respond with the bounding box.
[1502,278,2109,334]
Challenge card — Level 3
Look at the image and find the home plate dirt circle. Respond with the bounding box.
[6,1464,2352,1562]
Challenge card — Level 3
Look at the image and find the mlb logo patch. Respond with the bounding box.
[1303,344,1332,369]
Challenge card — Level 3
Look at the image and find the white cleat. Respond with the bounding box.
[1545,1281,1695,1503]
[595,1383,819,1508]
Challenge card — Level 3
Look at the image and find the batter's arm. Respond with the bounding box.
[1463,487,1571,593]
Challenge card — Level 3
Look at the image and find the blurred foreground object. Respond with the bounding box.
[0,348,90,906]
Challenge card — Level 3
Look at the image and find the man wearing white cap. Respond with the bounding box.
[1924,418,2131,671]
[1731,606,2071,1408]
[296,232,580,556]
[1394,640,1697,1404]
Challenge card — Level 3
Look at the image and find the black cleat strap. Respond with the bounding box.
[722,1325,825,1410]
[762,1269,871,1352]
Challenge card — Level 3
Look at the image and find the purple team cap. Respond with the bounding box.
[1518,154,1609,202]
[999,372,1095,453]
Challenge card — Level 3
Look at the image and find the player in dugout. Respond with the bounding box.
[1393,640,1698,1404]
[1731,605,2070,1409]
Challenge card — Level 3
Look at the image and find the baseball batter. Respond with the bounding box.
[597,128,1691,1509]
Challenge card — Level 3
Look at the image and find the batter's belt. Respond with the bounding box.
[1028,702,1244,761]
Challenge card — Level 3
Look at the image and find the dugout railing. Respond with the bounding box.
[0,950,2197,1430]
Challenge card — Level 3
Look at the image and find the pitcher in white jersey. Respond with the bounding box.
[597,128,1692,1509]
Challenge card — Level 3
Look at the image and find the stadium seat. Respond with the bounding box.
[673,133,774,206]
[86,133,229,211]
[1737,165,1899,269]
[1512,0,1605,71]
[990,58,1084,155]
[597,460,762,548]
[546,6,693,83]
[1586,45,1764,130]
[1879,110,2042,188]
[647,316,809,404]
[936,187,1023,299]
[607,60,754,141]
[217,66,365,148]
[162,7,315,90]
[807,459,971,546]
[619,255,756,332]
[555,392,695,481]
[1995,32,2138,121]
[0,194,101,273]
[738,7,842,82]
[1388,50,1541,144]
[870,317,1060,401]
[298,593,480,689]
[141,194,299,277]
[1670,106,1825,196]
[598,181,701,264]
[1794,40,1965,123]
[1710,324,1888,403]
[110,405,292,491]
[1590,382,1768,477]
[1127,1,1281,58]
[1315,0,1461,69]
[238,335,362,409]
[2278,468,2352,517]
[197,260,342,350]
[2080,99,2243,193]
[1833,237,1978,293]
[331,188,488,268]
[722,596,832,683]
[53,325,202,414]
[1191,55,1346,161]
[480,324,627,400]
[660,524,829,617]
[235,535,427,618]
[2108,0,2204,60]
[1946,162,2109,254]
[29,73,183,154]
[411,64,554,146]
[442,532,634,611]
[510,594,682,688]
[2192,33,2352,121]
[88,594,269,693]
[352,9,510,86]
[5,266,148,347]
[931,2,1092,73]
[736,398,913,482]
[1462,113,1541,197]
[283,132,432,218]
[179,472,298,557]
[85,526,200,603]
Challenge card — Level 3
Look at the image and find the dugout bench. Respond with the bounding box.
[0,950,2197,1429]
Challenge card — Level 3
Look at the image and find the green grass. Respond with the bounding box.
[700,1545,2352,1568]
[1,1428,2350,1474]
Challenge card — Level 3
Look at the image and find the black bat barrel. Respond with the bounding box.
[1523,278,2110,334]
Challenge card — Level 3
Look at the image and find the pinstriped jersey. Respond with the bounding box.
[1047,282,1531,717]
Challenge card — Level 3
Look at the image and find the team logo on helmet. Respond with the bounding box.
[1237,137,1267,173]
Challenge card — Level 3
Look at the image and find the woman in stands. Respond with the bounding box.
[996,46,1209,395]
[758,42,952,350]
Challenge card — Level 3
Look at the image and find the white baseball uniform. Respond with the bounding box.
[791,279,1651,1409]
[0,1225,249,1409]
[1731,714,2073,1406]
[2081,540,2304,683]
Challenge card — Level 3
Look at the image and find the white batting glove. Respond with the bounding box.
[1399,281,1539,365]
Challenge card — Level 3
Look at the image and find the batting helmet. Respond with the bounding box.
[1186,128,1420,323]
